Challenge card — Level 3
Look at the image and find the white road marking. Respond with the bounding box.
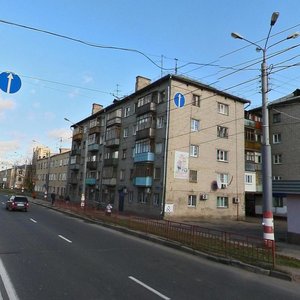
[30,218,37,223]
[129,276,170,300]
[58,235,72,243]
[0,258,19,300]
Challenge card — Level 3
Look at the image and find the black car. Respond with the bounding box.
[6,195,29,212]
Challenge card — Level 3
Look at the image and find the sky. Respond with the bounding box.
[0,0,300,167]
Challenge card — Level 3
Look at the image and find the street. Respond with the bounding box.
[1,194,300,300]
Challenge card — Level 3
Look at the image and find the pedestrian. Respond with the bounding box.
[105,203,113,216]
[65,195,70,204]
[51,192,55,205]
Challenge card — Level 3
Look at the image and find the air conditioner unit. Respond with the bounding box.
[221,184,227,189]
[232,197,240,204]
[200,194,208,200]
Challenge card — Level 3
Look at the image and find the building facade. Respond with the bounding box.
[68,74,248,220]
[34,148,70,199]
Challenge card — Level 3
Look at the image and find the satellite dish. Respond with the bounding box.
[211,181,218,191]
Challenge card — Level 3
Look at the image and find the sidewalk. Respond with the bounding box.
[29,197,300,282]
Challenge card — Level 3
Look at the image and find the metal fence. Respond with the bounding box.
[54,200,275,268]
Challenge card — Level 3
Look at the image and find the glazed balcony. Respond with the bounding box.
[85,178,96,185]
[102,178,117,186]
[134,152,154,163]
[88,143,100,152]
[133,176,153,187]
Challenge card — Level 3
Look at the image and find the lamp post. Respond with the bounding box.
[232,12,300,247]
[65,117,87,208]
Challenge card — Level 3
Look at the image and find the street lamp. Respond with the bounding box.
[232,12,299,246]
[65,117,88,208]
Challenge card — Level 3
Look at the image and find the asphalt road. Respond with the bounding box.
[1,194,300,300]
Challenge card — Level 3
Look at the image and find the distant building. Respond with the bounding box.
[67,74,249,220]
[34,148,70,200]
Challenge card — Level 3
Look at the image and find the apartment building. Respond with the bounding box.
[68,74,248,220]
[34,148,70,199]
[244,112,263,216]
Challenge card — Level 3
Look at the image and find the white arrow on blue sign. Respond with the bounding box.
[0,72,22,94]
[174,92,185,108]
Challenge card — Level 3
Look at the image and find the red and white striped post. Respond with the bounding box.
[262,211,274,248]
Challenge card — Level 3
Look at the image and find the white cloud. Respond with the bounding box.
[83,74,94,84]
[0,97,16,120]
[47,128,72,141]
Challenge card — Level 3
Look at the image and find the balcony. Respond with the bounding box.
[107,117,122,127]
[104,158,119,166]
[69,177,78,184]
[136,128,156,140]
[136,102,156,116]
[245,162,262,172]
[71,149,81,156]
[245,140,261,151]
[85,178,96,185]
[69,164,80,170]
[102,178,117,186]
[88,143,100,152]
[87,161,98,170]
[73,132,83,141]
[89,125,101,135]
[133,176,153,187]
[105,138,120,147]
[134,152,154,163]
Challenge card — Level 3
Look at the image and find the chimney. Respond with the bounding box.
[135,76,151,92]
[92,103,103,115]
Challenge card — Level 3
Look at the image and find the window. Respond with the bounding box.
[158,90,166,103]
[246,151,255,162]
[124,106,130,117]
[191,119,200,132]
[190,145,199,157]
[192,94,201,107]
[137,94,152,107]
[245,128,255,141]
[273,196,283,207]
[188,195,196,207]
[273,154,282,164]
[120,169,125,181]
[153,194,160,206]
[217,149,228,162]
[132,124,137,136]
[217,102,229,115]
[123,127,129,138]
[245,174,253,184]
[138,191,148,203]
[273,133,281,144]
[128,191,133,203]
[273,113,281,123]
[155,143,163,154]
[136,113,152,131]
[273,176,282,180]
[122,149,127,159]
[218,173,228,185]
[217,126,228,138]
[217,196,228,208]
[189,170,197,182]
[135,139,151,154]
[154,168,161,180]
[157,117,164,129]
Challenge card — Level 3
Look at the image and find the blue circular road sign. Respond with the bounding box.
[0,72,22,94]
[174,92,185,108]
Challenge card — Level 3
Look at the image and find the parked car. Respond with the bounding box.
[6,195,29,212]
